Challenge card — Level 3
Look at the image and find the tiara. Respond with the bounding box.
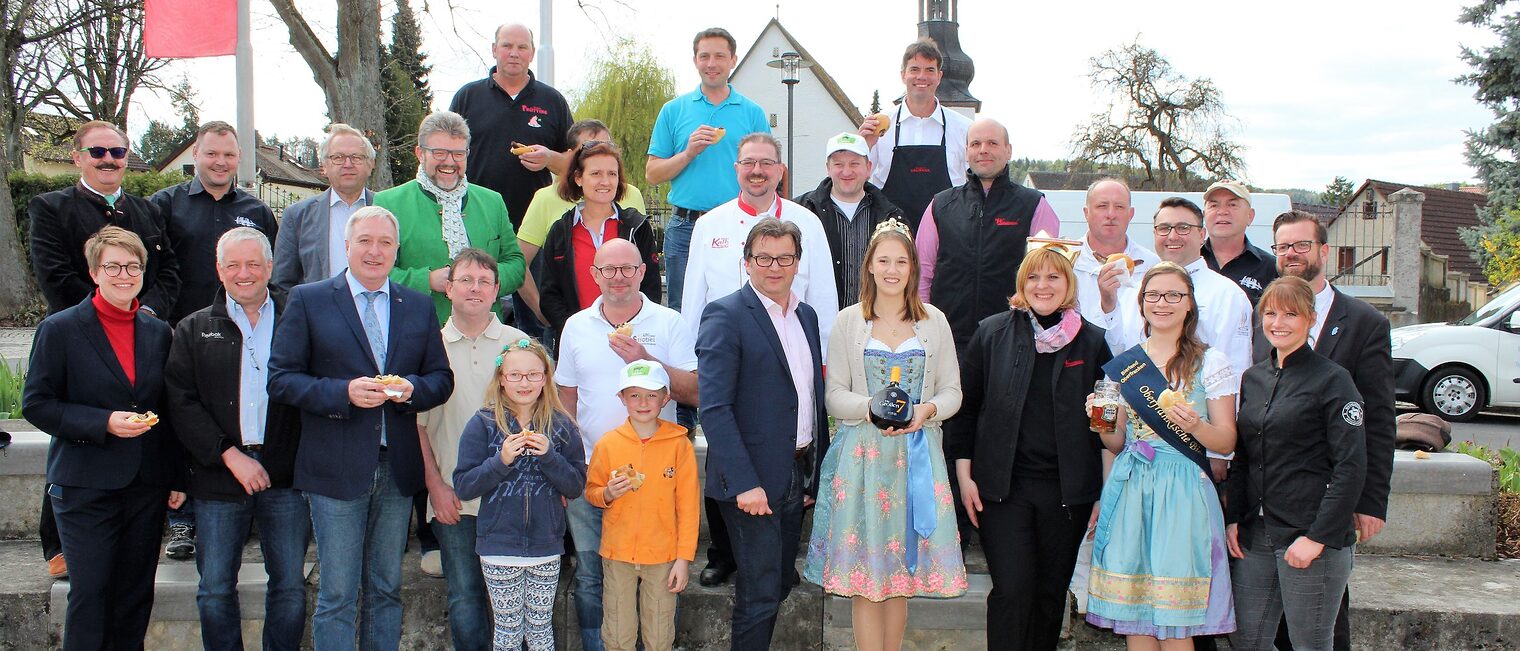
[495,338,536,365]
[1025,231,1084,262]
[871,218,912,242]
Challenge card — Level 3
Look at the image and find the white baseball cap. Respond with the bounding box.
[617,360,670,393]
[825,131,869,158]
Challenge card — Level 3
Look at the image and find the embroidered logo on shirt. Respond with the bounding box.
[663,467,675,478]
[528,115,542,128]
[1342,402,1364,427]
[711,237,730,249]
[994,217,1022,227]
[200,331,224,340]
[1063,359,1084,367]
[521,105,548,116]
[1239,276,1263,291]
[234,216,259,229]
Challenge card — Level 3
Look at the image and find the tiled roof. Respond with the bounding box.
[1292,201,1340,226]
[1361,180,1487,278]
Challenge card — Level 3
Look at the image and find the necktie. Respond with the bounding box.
[362,291,387,445]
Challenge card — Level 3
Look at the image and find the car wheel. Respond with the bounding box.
[1421,366,1486,423]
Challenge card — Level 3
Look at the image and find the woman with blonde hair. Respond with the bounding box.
[947,237,1113,650]
[454,338,586,651]
[804,219,966,651]
[1086,261,1239,648]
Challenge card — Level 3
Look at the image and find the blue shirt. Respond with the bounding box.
[327,190,369,278]
[647,85,770,211]
[345,271,390,362]
[226,291,275,445]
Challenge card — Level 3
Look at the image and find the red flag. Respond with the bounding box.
[144,0,236,58]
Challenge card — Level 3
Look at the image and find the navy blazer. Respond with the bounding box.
[23,294,180,489]
[271,188,376,292]
[267,273,454,501]
[697,284,829,501]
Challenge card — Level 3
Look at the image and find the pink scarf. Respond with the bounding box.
[1030,308,1082,353]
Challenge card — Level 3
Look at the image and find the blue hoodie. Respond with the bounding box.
[454,408,586,557]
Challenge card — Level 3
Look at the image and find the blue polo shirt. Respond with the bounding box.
[648,84,770,212]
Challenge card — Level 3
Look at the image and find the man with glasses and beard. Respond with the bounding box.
[375,110,526,325]
[27,119,182,580]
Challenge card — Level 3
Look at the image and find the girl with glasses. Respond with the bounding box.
[1086,262,1239,647]
[454,338,586,651]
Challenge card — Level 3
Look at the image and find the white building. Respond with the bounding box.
[730,19,863,197]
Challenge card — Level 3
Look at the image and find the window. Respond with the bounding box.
[1338,247,1356,272]
[1380,247,1390,275]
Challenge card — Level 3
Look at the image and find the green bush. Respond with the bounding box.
[1452,440,1520,493]
[0,363,24,420]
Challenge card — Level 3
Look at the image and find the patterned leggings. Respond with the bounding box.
[482,558,560,651]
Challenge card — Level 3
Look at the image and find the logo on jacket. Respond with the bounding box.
[663,467,675,478]
[199,331,225,340]
[528,115,542,128]
[1240,276,1263,291]
[994,217,1021,227]
[1341,402,1364,427]
[1063,359,1083,368]
[711,237,730,249]
[234,216,259,229]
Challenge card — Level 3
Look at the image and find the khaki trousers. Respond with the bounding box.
[601,558,677,651]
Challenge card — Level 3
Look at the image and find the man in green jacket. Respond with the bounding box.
[375,110,526,322]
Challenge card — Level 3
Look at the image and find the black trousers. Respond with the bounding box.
[41,488,62,560]
[978,475,1093,651]
[51,480,168,651]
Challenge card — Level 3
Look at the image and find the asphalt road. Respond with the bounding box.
[1431,408,1520,451]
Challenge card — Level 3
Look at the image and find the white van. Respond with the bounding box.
[1392,283,1520,421]
[1038,189,1294,247]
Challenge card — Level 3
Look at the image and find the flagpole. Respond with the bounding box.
[235,0,256,188]
[539,0,553,86]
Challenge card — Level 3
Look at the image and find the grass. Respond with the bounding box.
[0,362,23,420]
[1452,441,1520,557]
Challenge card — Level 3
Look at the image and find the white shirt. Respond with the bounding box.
[679,196,837,358]
[867,99,972,189]
[556,293,698,456]
[226,292,274,445]
[1073,237,1158,326]
[755,288,815,448]
[831,197,861,221]
[1102,258,1254,384]
[1310,281,1336,346]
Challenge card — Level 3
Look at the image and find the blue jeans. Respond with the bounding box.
[717,459,806,651]
[431,516,491,651]
[307,452,412,651]
[565,495,605,651]
[195,485,311,651]
[169,496,195,527]
[662,213,694,311]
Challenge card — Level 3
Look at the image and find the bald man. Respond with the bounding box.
[915,118,1062,349]
[449,23,572,229]
[1075,177,1157,324]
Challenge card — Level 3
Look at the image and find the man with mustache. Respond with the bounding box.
[374,110,526,325]
[27,119,182,579]
[1253,210,1394,651]
[1201,180,1277,305]
[915,118,1061,351]
[153,121,278,325]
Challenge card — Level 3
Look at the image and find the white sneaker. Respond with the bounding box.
[420,550,443,578]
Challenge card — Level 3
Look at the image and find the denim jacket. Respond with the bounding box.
[453,409,586,557]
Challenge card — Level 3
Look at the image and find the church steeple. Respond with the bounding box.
[918,0,979,111]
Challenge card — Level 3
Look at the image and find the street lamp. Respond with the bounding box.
[767,51,812,194]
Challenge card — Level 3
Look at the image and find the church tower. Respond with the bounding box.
[918,0,979,112]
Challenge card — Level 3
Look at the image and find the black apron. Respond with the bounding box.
[882,105,953,232]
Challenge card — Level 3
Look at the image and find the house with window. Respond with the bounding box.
[154,139,326,216]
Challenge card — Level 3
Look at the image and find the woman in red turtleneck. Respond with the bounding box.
[23,225,182,650]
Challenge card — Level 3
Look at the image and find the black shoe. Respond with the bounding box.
[166,522,195,560]
[699,564,735,587]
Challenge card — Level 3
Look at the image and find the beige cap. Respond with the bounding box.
[1204,180,1251,204]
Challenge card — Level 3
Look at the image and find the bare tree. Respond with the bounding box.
[40,0,168,130]
[267,0,391,187]
[1070,40,1245,190]
[0,0,115,318]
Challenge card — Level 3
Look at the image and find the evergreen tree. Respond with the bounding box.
[1458,1,1520,283]
[870,90,881,114]
[1320,176,1355,207]
[381,0,432,182]
[137,78,200,167]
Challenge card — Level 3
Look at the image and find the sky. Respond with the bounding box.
[131,0,1498,192]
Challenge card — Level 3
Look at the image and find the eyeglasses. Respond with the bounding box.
[1142,290,1190,304]
[449,276,496,288]
[1152,223,1199,236]
[736,158,780,169]
[504,371,546,383]
[749,254,798,268]
[326,153,369,166]
[79,146,128,159]
[592,264,640,279]
[1270,240,1320,255]
[99,262,144,277]
[420,146,468,162]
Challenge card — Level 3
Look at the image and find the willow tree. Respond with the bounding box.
[571,38,676,203]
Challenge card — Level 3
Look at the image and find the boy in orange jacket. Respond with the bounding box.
[585,360,700,651]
